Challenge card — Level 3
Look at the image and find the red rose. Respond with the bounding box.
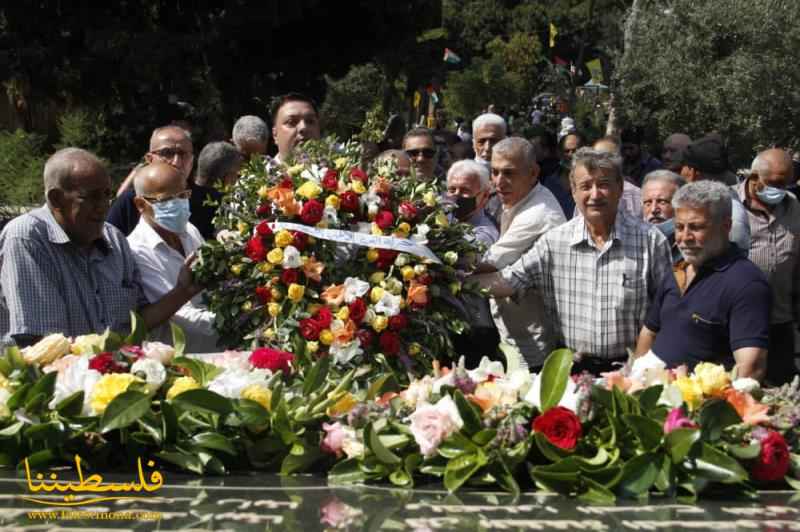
[256,203,272,217]
[292,231,308,251]
[279,177,294,189]
[249,347,294,374]
[348,298,367,324]
[299,318,322,341]
[349,167,368,183]
[300,199,324,225]
[375,210,395,230]
[281,268,300,285]
[398,201,418,221]
[322,169,339,190]
[315,307,333,328]
[388,314,408,331]
[256,220,273,236]
[339,191,360,212]
[89,352,125,374]
[375,248,398,270]
[245,236,266,262]
[379,331,401,355]
[532,406,582,451]
[416,273,433,286]
[751,431,790,482]
[357,329,374,348]
[255,286,271,304]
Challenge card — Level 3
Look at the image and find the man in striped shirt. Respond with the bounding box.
[736,149,800,384]
[475,148,672,373]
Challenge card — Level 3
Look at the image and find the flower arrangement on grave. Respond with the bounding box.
[192,138,483,383]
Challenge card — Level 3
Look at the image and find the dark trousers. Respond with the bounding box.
[767,322,798,386]
[570,356,627,376]
[453,327,501,370]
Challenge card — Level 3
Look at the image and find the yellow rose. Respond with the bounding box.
[401,266,415,281]
[91,373,139,414]
[274,230,294,248]
[258,262,274,274]
[351,180,366,194]
[258,185,270,199]
[323,196,338,210]
[268,303,281,317]
[423,191,437,207]
[287,283,305,303]
[369,272,386,284]
[70,334,104,355]
[372,316,389,332]
[336,307,350,321]
[693,362,730,397]
[674,376,703,410]
[434,212,449,227]
[396,222,411,237]
[296,180,322,199]
[306,341,319,354]
[327,393,357,417]
[370,287,384,303]
[167,376,200,401]
[237,221,249,234]
[371,223,384,236]
[287,164,305,177]
[319,330,334,346]
[241,384,272,412]
[334,157,349,170]
[367,249,379,262]
[267,248,284,264]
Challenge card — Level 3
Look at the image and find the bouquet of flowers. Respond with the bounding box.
[192,138,484,382]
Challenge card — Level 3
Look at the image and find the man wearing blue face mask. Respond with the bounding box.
[737,148,800,385]
[641,170,686,264]
[128,162,218,352]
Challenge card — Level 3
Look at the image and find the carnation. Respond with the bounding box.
[249,347,294,375]
[88,352,125,374]
[408,395,464,457]
[348,299,367,324]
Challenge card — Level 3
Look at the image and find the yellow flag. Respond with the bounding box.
[586,58,603,83]
[549,23,558,48]
[413,91,421,109]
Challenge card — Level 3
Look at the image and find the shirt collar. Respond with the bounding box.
[38,205,111,254]
[569,210,625,248]
[132,218,171,251]
[502,183,540,220]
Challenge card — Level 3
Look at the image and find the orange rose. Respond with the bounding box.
[321,284,345,306]
[332,319,356,345]
[303,256,325,283]
[370,176,392,196]
[266,186,301,216]
[406,281,429,307]
[723,388,770,426]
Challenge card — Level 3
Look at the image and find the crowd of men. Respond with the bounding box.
[1,93,798,385]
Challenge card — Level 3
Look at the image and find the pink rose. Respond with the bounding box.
[408,395,463,457]
[142,341,176,364]
[321,422,347,457]
[663,407,697,434]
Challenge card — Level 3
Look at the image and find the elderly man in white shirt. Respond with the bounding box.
[128,162,218,352]
[480,137,567,369]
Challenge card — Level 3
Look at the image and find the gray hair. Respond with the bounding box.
[447,159,491,191]
[197,142,242,185]
[642,169,686,189]
[570,147,623,185]
[671,180,732,224]
[44,147,103,195]
[472,113,507,136]
[492,137,537,171]
[232,115,269,144]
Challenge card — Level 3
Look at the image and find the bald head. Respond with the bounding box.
[133,162,185,198]
[44,148,106,198]
[662,133,692,172]
[751,148,794,189]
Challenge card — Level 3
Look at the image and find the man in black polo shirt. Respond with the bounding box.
[634,180,770,381]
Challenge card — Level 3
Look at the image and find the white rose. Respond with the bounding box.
[142,341,176,364]
[48,356,102,416]
[408,396,464,457]
[411,224,430,244]
[130,358,167,393]
[375,291,402,317]
[207,368,270,399]
[282,245,303,269]
[322,206,339,226]
[329,340,363,366]
[343,277,370,303]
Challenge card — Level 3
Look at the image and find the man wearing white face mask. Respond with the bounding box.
[737,148,800,384]
[128,162,218,352]
[641,169,686,264]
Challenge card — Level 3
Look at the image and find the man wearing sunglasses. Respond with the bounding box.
[402,127,438,182]
[0,149,202,348]
[108,125,195,235]
[128,162,217,352]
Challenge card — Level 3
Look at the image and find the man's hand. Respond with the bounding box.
[733,347,767,382]
[177,253,203,298]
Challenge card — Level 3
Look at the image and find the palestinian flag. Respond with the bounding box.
[443,48,461,64]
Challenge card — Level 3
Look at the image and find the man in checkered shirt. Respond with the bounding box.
[475,148,672,373]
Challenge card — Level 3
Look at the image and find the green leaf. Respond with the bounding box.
[170,322,186,357]
[124,310,147,346]
[302,355,330,396]
[366,373,399,400]
[55,391,84,417]
[579,476,617,504]
[171,356,205,383]
[235,399,270,426]
[23,422,61,441]
[404,453,422,479]
[22,449,57,470]
[694,442,748,484]
[25,371,57,404]
[192,432,237,456]
[623,414,663,451]
[156,451,203,474]
[492,456,520,496]
[0,421,24,438]
[171,389,232,416]
[654,455,673,493]
[366,423,401,465]
[698,399,741,442]
[528,458,581,494]
[0,358,12,377]
[328,458,368,484]
[444,452,485,492]
[280,446,323,475]
[7,346,25,371]
[665,428,700,463]
[389,468,412,487]
[23,392,46,412]
[785,475,800,491]
[471,429,497,447]
[6,384,29,411]
[635,385,664,413]
[453,391,482,436]
[539,348,573,412]
[534,431,570,462]
[727,441,761,460]
[99,390,151,433]
[161,401,178,444]
[617,453,659,498]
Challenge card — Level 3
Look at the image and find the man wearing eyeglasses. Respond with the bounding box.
[108,125,195,235]
[0,148,202,347]
[401,128,438,182]
[128,162,218,352]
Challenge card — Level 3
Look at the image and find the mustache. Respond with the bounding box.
[648,215,666,223]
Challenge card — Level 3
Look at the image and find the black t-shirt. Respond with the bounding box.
[189,181,222,240]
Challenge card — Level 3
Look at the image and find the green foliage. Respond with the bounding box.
[0,129,47,211]
[320,63,390,140]
[615,0,800,167]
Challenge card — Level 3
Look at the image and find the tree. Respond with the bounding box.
[614,0,800,166]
